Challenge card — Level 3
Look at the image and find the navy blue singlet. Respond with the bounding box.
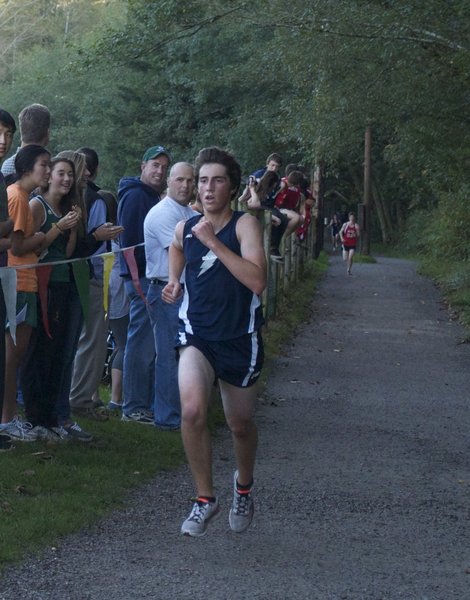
[179,211,264,341]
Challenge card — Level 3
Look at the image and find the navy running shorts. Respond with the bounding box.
[177,330,264,388]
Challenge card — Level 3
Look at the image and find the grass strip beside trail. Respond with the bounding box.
[0,253,328,568]
[417,259,470,331]
[0,420,185,565]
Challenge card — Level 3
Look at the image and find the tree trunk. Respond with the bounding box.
[371,176,393,243]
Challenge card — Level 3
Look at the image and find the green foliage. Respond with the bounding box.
[0,0,468,275]
[403,185,470,262]
[417,258,470,330]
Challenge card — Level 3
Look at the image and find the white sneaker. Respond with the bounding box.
[3,417,37,442]
[181,497,220,537]
[229,470,254,533]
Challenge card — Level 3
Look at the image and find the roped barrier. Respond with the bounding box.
[1,210,318,340]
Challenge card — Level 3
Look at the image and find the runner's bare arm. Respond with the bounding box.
[162,220,186,304]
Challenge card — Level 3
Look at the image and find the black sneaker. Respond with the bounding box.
[155,424,180,432]
[0,433,13,451]
[62,422,93,442]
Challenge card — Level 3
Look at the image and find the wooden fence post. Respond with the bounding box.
[248,192,321,327]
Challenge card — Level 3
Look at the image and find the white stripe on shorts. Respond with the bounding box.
[241,331,259,387]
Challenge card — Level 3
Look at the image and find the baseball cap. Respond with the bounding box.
[142,145,171,162]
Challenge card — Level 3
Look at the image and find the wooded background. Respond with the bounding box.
[1,0,468,252]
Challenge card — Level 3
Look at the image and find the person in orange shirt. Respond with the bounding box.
[1,145,50,441]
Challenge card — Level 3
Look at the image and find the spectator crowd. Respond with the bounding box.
[0,103,315,452]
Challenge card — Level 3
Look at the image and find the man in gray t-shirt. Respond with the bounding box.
[143,162,196,430]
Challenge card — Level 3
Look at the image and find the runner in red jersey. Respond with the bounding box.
[340,212,360,275]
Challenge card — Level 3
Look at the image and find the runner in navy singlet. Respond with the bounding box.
[162,147,266,537]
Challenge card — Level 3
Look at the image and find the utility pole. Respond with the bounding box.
[361,123,372,255]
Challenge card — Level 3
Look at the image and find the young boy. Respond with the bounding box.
[162,147,267,536]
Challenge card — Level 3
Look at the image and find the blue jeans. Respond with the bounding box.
[146,280,181,429]
[122,278,155,415]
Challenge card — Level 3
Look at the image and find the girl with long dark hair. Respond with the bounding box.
[1,145,50,441]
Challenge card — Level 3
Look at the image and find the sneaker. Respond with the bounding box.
[0,433,13,451]
[155,424,180,432]
[121,411,154,425]
[108,401,123,411]
[2,416,38,442]
[32,425,66,442]
[72,405,109,422]
[50,426,71,441]
[270,251,284,263]
[62,422,93,442]
[181,497,220,537]
[229,470,254,533]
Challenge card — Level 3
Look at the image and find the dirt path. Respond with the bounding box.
[2,255,470,599]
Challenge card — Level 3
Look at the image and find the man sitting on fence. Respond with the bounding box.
[238,153,289,262]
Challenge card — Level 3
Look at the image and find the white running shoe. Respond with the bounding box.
[3,417,37,442]
[229,470,254,533]
[181,497,220,537]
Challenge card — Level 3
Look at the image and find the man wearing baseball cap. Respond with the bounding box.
[117,145,171,424]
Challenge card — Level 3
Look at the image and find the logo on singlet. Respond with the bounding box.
[197,250,217,278]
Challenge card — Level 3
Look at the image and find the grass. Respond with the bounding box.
[417,259,470,330]
[0,417,185,565]
[0,252,328,569]
[370,242,410,258]
[354,254,377,264]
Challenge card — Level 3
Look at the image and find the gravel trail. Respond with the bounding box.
[1,255,470,600]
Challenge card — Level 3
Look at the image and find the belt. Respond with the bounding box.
[150,278,168,286]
